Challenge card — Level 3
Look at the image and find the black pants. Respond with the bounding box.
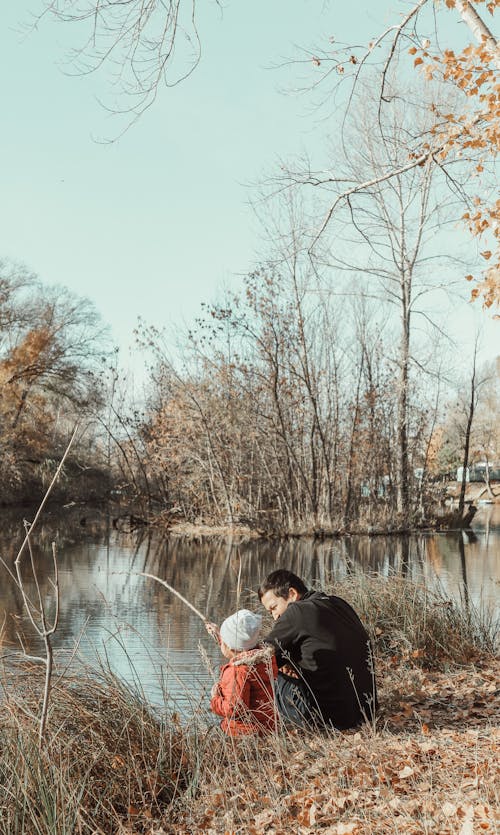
[275,672,326,730]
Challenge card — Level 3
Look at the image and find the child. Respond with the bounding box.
[209,609,278,737]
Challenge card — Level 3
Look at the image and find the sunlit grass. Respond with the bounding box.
[328,572,499,666]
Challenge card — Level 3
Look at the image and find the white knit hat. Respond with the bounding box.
[219,609,262,651]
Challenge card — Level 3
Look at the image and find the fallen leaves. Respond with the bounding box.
[101,656,500,834]
[166,657,500,835]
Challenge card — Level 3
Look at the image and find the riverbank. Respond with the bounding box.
[1,575,498,834]
[2,480,499,543]
[1,655,497,834]
[153,481,500,540]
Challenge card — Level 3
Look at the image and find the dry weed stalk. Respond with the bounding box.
[10,424,79,747]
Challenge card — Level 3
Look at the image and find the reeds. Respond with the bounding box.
[0,659,194,834]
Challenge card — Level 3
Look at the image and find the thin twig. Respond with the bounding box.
[139,572,208,622]
[14,423,80,569]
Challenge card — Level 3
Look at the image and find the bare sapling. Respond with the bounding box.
[11,424,79,747]
[14,536,59,746]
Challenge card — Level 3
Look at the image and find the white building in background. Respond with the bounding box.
[457,462,500,482]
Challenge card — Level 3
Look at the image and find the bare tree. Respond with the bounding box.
[37,0,213,130]
[293,79,465,526]
[7,427,78,746]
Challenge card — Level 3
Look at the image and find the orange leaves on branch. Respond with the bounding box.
[1,327,54,382]
[475,266,500,311]
[408,5,499,311]
[462,195,500,309]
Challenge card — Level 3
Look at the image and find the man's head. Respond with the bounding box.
[258,570,308,621]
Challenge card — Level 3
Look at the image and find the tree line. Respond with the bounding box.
[129,270,498,533]
[0,261,110,503]
[0,249,497,531]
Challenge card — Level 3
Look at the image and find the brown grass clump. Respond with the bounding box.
[0,661,192,834]
[328,573,498,667]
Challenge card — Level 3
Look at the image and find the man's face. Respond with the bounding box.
[261,588,299,621]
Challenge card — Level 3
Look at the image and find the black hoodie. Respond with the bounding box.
[265,590,377,729]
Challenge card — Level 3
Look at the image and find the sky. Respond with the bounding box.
[1,1,498,382]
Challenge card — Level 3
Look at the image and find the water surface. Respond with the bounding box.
[1,505,499,713]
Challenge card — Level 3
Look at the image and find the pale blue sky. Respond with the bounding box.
[1,1,497,377]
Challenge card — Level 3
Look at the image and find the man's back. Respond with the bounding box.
[266,590,376,729]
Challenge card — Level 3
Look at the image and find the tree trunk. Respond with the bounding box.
[456,1,500,69]
[396,304,411,526]
[344,358,364,529]
[458,352,477,517]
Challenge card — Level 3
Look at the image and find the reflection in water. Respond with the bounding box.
[1,504,499,711]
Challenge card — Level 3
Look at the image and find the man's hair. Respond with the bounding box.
[258,569,308,601]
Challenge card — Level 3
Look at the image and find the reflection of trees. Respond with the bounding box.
[425,536,443,574]
[0,506,110,553]
[0,509,148,652]
[343,535,419,578]
[457,532,470,614]
[2,514,499,663]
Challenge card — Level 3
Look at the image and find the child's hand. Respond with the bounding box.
[205,621,221,643]
[280,663,300,679]
[210,682,220,699]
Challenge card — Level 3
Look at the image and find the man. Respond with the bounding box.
[258,569,377,730]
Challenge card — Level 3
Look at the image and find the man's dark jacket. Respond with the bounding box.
[265,590,376,729]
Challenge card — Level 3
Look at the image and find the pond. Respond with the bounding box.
[1,505,499,714]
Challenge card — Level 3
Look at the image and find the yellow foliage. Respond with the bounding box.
[412,13,499,310]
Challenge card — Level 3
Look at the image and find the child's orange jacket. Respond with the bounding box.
[210,650,278,736]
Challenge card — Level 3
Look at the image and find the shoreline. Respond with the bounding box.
[0,481,498,542]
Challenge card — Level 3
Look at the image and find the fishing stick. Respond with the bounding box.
[140,572,219,636]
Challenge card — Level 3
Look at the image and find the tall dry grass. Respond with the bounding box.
[0,660,193,834]
[329,572,498,666]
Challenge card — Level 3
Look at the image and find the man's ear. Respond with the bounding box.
[287,587,300,602]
